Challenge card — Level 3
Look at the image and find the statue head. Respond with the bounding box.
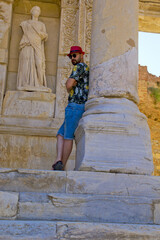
[30,6,41,18]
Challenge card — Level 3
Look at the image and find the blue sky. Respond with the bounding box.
[138,32,160,77]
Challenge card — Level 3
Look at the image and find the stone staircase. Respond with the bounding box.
[0,168,160,239]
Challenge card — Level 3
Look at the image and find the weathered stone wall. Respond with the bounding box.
[138,65,160,175]
[0,0,158,173]
[139,0,160,33]
[0,0,93,171]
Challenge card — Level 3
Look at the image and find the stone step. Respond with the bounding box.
[0,220,160,240]
[1,169,160,225]
[0,169,66,193]
[18,192,155,224]
[0,190,160,225]
[1,168,160,198]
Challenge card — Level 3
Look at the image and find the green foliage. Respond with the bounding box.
[148,87,160,104]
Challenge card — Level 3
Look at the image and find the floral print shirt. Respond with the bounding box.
[68,62,89,104]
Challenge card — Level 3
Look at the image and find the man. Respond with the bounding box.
[52,46,89,170]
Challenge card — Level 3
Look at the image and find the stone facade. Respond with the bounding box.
[138,65,160,176]
[139,0,160,33]
[0,0,93,171]
[0,0,158,173]
[0,1,160,239]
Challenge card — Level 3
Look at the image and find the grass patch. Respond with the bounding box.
[148,87,160,104]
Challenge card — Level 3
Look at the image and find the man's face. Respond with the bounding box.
[69,53,83,65]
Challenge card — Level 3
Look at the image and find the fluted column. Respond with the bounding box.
[75,0,153,175]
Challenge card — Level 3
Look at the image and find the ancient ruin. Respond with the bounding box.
[138,65,160,176]
[0,0,160,238]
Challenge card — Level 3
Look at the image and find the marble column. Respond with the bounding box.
[75,0,154,175]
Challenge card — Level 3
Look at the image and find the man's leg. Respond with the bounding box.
[52,134,64,169]
[62,139,73,167]
[52,137,73,170]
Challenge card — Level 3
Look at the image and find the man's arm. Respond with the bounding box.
[66,63,84,93]
[66,78,77,93]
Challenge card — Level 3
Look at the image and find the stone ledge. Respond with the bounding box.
[56,221,160,240]
[2,91,56,118]
[1,169,160,198]
[0,220,57,240]
[139,1,160,33]
[0,124,58,137]
[0,191,19,219]
[0,169,67,193]
[0,117,63,136]
[66,171,160,198]
[17,193,153,224]
[0,220,160,240]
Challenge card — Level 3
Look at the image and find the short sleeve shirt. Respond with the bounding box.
[68,62,89,104]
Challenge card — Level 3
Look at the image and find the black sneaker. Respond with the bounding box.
[52,161,64,171]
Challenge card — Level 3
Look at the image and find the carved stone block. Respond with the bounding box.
[0,49,8,64]
[0,191,19,219]
[2,91,56,118]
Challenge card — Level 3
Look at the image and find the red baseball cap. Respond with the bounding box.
[67,46,85,57]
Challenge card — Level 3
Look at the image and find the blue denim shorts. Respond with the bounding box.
[57,103,85,140]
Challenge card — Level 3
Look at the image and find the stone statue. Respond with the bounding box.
[17,6,51,92]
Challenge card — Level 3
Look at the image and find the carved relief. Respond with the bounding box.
[60,65,72,106]
[85,0,93,54]
[62,0,79,8]
[66,0,78,4]
[77,0,86,49]
[61,8,77,53]
[55,59,73,118]
[76,0,92,55]
[85,0,93,9]
[0,1,12,46]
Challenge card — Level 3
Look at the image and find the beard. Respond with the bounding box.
[72,60,78,65]
[72,57,81,65]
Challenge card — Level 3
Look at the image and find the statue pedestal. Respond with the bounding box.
[0,91,75,170]
[17,86,52,93]
[2,91,56,118]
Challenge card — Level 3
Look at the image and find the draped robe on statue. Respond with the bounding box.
[17,19,50,91]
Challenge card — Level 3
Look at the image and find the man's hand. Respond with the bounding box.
[66,78,77,93]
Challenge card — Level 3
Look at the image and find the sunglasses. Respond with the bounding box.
[69,53,79,59]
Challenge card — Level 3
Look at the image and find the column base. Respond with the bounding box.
[75,98,154,175]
